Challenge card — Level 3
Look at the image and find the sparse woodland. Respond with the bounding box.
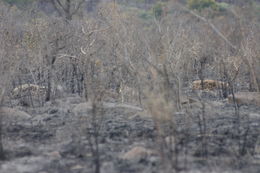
[0,0,259,173]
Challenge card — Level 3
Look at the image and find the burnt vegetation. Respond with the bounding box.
[0,0,259,173]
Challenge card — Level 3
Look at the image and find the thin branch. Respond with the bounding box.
[71,0,85,16]
[81,26,111,37]
[81,47,87,55]
[50,0,63,16]
[57,54,77,60]
[143,57,164,77]
[177,2,237,50]
[55,0,66,12]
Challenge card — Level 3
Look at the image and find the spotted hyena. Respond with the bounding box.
[192,79,229,91]
[12,84,47,106]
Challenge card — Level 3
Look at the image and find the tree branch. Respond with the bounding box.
[177,2,237,50]
[71,0,85,16]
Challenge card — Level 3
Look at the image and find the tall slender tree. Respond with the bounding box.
[50,0,85,21]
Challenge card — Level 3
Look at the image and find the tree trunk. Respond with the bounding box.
[45,67,52,102]
[0,107,5,160]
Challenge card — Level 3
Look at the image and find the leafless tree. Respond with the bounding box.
[0,4,23,157]
[50,0,85,21]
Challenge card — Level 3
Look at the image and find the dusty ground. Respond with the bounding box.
[0,93,259,173]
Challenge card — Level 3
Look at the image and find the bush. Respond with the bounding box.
[153,2,164,19]
[3,0,35,8]
[139,10,153,20]
[217,2,230,12]
[187,0,219,11]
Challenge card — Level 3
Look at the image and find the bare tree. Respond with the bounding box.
[0,4,22,157]
[50,0,85,21]
[0,89,5,160]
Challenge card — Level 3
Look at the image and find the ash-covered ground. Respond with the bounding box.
[0,93,259,173]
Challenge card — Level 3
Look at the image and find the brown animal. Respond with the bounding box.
[228,92,260,106]
[192,79,228,91]
[12,84,47,106]
[12,84,46,98]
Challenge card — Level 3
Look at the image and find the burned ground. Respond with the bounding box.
[0,91,259,173]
